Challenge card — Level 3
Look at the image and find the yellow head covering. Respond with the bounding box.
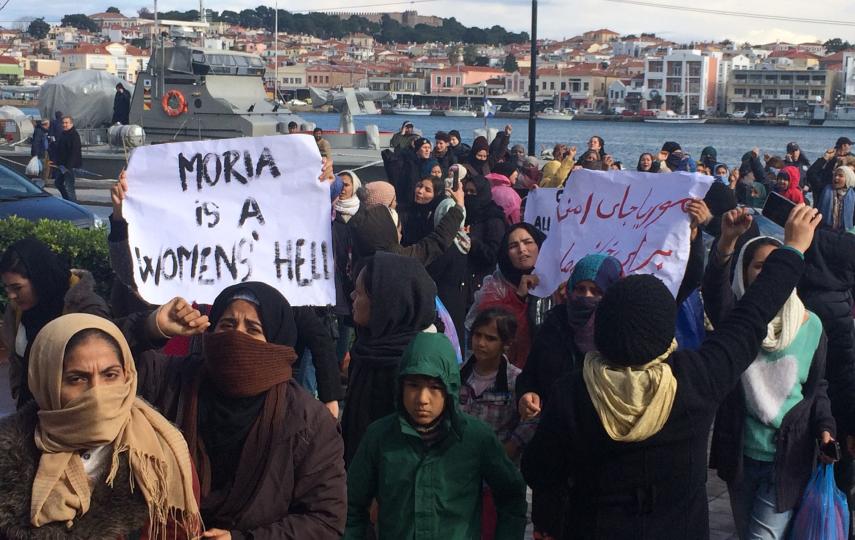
[28,313,200,538]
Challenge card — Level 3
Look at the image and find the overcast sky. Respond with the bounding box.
[7,0,854,45]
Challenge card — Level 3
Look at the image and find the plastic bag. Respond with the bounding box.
[789,463,850,540]
[25,156,41,176]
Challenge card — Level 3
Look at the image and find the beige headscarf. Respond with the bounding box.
[583,339,678,442]
[27,313,201,538]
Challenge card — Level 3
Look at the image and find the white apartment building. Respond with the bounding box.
[644,49,718,113]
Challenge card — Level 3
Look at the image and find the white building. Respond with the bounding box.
[843,51,855,99]
[644,49,718,113]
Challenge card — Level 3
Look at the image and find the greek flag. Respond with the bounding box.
[484,97,498,117]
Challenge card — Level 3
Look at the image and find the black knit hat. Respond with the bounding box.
[661,141,681,154]
[435,131,451,143]
[449,129,461,141]
[594,274,676,366]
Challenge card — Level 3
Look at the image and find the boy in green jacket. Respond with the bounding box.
[345,332,527,540]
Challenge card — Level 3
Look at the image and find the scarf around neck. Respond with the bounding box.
[583,339,678,442]
[28,314,200,538]
[732,237,805,352]
[184,330,296,526]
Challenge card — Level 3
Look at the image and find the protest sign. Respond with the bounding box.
[523,188,561,234]
[123,134,334,306]
[532,170,712,297]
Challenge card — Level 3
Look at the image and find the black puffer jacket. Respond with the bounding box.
[522,248,805,540]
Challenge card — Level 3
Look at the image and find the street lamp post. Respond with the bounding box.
[527,0,537,156]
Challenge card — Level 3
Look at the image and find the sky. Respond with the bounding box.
[4,0,854,45]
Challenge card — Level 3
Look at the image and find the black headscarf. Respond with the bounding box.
[466,136,491,176]
[464,175,505,225]
[497,222,547,287]
[207,282,297,346]
[1,238,70,345]
[350,252,437,368]
[402,174,446,245]
[198,282,297,493]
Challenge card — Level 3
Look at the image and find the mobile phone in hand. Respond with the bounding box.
[762,192,797,228]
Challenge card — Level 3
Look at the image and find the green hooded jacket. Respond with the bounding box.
[345,333,527,540]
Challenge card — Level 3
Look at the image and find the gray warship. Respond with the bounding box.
[0,44,392,180]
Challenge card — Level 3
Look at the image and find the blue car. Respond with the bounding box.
[0,164,99,228]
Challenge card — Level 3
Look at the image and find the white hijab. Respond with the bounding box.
[334,170,363,222]
[732,236,805,352]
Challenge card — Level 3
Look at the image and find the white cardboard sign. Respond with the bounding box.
[124,134,335,306]
[532,170,713,297]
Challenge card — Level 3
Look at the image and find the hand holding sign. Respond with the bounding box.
[124,134,335,306]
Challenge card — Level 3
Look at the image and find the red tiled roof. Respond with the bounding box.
[89,12,127,19]
[0,55,18,65]
[24,69,48,77]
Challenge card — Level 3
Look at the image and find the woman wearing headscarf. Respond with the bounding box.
[817,165,855,231]
[401,160,445,246]
[348,178,466,272]
[704,228,836,539]
[341,252,439,464]
[125,283,347,538]
[463,126,512,179]
[463,174,508,308]
[486,161,523,225]
[0,238,110,409]
[332,171,362,369]
[466,223,548,369]
[0,314,201,540]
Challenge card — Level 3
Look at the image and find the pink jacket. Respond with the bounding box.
[485,173,522,225]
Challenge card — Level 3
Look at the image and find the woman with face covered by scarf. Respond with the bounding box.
[462,174,508,308]
[122,283,347,539]
[0,238,110,409]
[341,252,439,464]
[0,314,201,540]
[465,223,548,369]
[463,126,512,180]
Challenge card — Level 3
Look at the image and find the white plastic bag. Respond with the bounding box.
[25,156,41,176]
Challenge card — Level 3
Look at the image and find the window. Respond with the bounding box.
[764,89,776,96]
[561,82,566,91]
[542,81,547,90]
[436,76,441,85]
[445,76,451,87]
[648,60,663,73]
[734,88,746,96]
[455,77,461,86]
[583,82,589,91]
[550,81,555,90]
[810,89,824,97]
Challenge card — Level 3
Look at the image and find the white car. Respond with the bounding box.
[731,110,748,118]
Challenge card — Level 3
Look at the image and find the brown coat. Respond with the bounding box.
[2,269,110,407]
[121,314,347,539]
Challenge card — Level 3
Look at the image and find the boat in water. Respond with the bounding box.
[0,43,391,180]
[444,108,477,117]
[391,105,432,116]
[536,108,574,121]
[789,103,855,128]
[643,110,707,124]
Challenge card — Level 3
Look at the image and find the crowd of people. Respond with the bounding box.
[2,121,855,540]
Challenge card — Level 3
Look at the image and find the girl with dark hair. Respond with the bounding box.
[588,135,605,160]
[460,307,532,540]
[637,152,660,173]
[0,238,109,409]
[466,223,550,368]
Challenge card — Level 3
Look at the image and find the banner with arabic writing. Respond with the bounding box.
[531,169,712,297]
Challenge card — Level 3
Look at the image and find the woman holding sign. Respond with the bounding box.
[122,283,347,539]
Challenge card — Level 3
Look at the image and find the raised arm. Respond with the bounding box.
[681,205,821,405]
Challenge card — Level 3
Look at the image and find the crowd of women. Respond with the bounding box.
[0,125,854,540]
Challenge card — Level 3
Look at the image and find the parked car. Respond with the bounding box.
[0,164,99,228]
[621,110,638,117]
[639,109,657,117]
[731,110,748,119]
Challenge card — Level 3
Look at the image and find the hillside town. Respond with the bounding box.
[0,8,853,119]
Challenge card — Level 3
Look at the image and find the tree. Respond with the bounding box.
[474,56,490,67]
[137,7,154,20]
[61,14,99,33]
[649,92,663,110]
[672,95,684,113]
[503,53,518,72]
[26,18,50,40]
[462,44,479,65]
[824,38,853,53]
[447,45,462,65]
[106,6,121,13]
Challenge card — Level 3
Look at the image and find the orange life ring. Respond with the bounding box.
[162,89,187,117]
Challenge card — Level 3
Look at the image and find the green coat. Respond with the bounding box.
[345,333,527,540]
